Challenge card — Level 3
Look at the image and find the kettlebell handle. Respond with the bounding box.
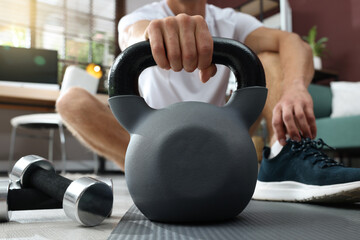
[108,37,266,97]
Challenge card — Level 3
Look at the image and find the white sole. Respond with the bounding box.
[252,180,360,203]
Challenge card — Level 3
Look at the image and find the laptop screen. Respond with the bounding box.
[0,46,58,88]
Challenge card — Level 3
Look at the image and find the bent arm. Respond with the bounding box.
[245,27,314,88]
[245,27,316,144]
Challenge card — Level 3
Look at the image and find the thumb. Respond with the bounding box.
[199,64,217,83]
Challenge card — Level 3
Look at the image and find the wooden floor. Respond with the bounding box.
[0,174,133,240]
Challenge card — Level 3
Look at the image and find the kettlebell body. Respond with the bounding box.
[108,38,267,223]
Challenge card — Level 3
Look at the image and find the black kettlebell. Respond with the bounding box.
[108,38,267,223]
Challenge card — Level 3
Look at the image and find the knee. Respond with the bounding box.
[56,87,92,116]
[258,52,280,68]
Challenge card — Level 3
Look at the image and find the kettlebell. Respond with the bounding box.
[108,38,267,223]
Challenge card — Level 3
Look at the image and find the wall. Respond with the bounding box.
[289,0,360,82]
[210,0,360,83]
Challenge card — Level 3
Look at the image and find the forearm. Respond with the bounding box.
[278,33,314,90]
[273,33,317,141]
[119,20,150,50]
[245,27,317,142]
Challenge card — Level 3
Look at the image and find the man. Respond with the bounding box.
[57,0,360,202]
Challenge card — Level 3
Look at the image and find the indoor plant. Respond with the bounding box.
[303,26,328,69]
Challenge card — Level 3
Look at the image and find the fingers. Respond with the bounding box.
[272,97,317,145]
[304,101,317,139]
[272,106,287,146]
[163,17,182,71]
[294,98,317,139]
[199,65,217,83]
[194,15,213,72]
[145,14,213,77]
[282,104,301,141]
[178,14,197,72]
[146,20,170,70]
[294,104,311,139]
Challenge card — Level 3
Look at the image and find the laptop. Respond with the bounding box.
[0,46,59,90]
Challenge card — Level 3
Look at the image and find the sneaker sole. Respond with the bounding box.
[252,180,360,203]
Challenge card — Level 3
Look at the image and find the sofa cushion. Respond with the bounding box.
[316,115,360,149]
[308,84,332,118]
[330,81,360,118]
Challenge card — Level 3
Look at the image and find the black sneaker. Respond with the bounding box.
[253,138,360,202]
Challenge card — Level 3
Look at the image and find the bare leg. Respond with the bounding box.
[250,52,284,146]
[56,87,129,170]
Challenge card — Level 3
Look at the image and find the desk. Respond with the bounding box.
[0,86,109,111]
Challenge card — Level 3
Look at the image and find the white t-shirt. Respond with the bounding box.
[119,0,262,109]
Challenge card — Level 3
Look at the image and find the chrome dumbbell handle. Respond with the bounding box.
[28,166,72,203]
[9,187,62,210]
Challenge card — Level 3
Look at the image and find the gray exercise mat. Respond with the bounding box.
[109,200,360,240]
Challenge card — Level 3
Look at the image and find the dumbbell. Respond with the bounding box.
[0,178,114,223]
[0,180,63,222]
[9,155,113,226]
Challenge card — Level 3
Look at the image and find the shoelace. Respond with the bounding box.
[289,138,341,168]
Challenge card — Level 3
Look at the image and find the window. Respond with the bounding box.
[0,0,117,93]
